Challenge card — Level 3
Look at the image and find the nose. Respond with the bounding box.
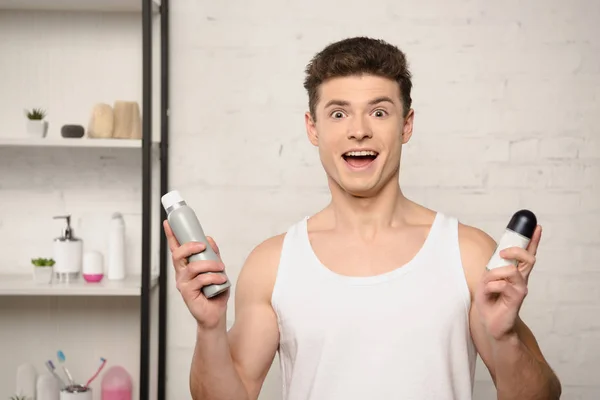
[347,115,372,141]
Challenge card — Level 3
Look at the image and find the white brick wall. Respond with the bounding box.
[168,0,599,399]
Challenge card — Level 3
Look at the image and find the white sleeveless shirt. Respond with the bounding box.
[271,212,477,400]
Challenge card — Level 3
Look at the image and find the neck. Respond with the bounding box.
[326,177,412,237]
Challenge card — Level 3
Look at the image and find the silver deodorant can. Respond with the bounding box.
[161,190,231,298]
[486,209,537,270]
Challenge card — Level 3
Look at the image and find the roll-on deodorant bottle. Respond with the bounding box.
[161,190,231,298]
[486,209,537,270]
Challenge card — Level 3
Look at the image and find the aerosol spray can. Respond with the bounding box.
[486,209,537,270]
[161,190,231,298]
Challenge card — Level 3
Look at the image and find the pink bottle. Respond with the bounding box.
[101,366,132,400]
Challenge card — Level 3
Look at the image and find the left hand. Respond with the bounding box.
[474,225,542,341]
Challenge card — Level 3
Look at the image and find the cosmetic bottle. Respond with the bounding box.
[161,190,231,298]
[37,374,60,400]
[16,363,37,399]
[107,212,126,280]
[53,215,83,283]
[83,250,104,283]
[101,366,132,400]
[486,209,537,270]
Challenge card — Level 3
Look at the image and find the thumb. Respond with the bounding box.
[206,236,220,257]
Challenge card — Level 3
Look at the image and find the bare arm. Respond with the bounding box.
[459,224,561,399]
[190,235,283,400]
[491,317,562,400]
[190,320,248,400]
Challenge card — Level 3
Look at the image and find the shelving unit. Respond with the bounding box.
[0,137,160,149]
[0,274,159,296]
[0,0,169,399]
[0,0,161,12]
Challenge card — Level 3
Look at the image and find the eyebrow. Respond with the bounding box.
[323,96,396,109]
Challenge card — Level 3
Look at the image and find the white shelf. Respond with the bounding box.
[0,274,158,296]
[0,0,161,12]
[0,137,159,149]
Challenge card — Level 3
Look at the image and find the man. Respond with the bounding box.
[164,37,562,399]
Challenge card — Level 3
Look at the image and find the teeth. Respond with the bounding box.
[344,150,378,157]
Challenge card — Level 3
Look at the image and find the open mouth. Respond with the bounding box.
[342,150,379,169]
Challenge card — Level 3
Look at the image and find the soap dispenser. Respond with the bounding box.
[53,215,83,283]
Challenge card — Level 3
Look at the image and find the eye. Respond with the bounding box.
[330,110,347,119]
[372,109,388,118]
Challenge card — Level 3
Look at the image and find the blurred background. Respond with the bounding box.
[0,0,598,399]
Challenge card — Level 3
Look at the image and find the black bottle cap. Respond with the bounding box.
[506,209,537,239]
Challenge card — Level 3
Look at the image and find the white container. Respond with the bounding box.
[107,212,126,280]
[37,374,60,400]
[27,119,48,138]
[16,363,37,399]
[33,266,54,284]
[54,241,83,279]
[60,386,92,400]
[83,250,104,283]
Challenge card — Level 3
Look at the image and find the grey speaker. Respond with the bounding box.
[61,124,85,138]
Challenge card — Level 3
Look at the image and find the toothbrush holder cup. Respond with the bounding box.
[60,386,92,400]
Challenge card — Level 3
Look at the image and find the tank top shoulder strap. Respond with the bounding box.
[428,212,459,251]
[277,216,309,264]
[428,212,472,309]
[271,216,310,307]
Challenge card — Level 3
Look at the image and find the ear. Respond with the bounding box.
[401,108,415,144]
[305,111,319,146]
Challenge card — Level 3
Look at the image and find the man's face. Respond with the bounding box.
[305,74,414,198]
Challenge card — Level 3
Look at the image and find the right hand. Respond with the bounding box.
[164,220,230,331]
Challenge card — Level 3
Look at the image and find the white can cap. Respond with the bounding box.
[161,190,184,210]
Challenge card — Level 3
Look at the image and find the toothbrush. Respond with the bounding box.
[57,350,75,386]
[85,357,106,388]
[45,360,67,389]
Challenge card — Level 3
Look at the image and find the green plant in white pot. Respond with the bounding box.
[31,257,55,284]
[25,108,48,138]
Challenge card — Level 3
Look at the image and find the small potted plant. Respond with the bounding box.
[25,108,48,138]
[31,257,55,284]
[10,395,29,400]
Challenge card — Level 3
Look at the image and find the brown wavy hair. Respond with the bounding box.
[303,37,413,121]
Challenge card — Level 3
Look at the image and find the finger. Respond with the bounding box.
[483,265,525,286]
[184,272,229,293]
[206,236,220,257]
[484,279,527,299]
[172,242,206,266]
[163,220,180,253]
[499,247,536,266]
[182,260,225,281]
[483,279,509,296]
[527,225,542,255]
[498,247,536,280]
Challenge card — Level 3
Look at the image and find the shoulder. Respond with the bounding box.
[456,221,497,295]
[457,222,497,265]
[244,233,287,268]
[234,232,288,302]
[239,233,286,279]
[240,216,306,274]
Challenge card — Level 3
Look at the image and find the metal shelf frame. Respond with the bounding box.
[142,0,169,398]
